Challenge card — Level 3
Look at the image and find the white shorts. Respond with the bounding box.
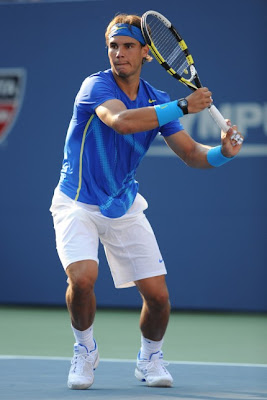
[50,187,166,288]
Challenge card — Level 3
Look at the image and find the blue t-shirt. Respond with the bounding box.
[59,69,184,218]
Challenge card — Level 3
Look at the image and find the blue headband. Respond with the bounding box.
[108,23,146,46]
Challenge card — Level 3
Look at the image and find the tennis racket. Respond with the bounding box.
[141,10,243,144]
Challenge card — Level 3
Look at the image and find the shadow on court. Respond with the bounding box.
[0,358,266,400]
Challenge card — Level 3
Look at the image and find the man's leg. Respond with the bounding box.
[134,275,173,387]
[66,260,99,390]
[135,275,170,341]
[66,259,98,330]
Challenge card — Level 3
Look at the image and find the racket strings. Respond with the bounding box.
[146,16,190,77]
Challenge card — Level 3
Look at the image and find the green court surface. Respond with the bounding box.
[1,306,266,364]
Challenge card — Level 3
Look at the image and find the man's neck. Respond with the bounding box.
[112,71,140,101]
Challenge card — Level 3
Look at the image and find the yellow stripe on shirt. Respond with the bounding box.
[75,114,94,201]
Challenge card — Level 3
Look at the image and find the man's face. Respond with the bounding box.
[108,36,148,78]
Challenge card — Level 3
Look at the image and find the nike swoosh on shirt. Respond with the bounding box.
[148,99,157,103]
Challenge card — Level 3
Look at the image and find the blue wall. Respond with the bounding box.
[0,0,266,311]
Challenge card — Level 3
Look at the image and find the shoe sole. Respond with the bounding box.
[134,368,173,387]
[68,382,92,390]
[68,352,100,390]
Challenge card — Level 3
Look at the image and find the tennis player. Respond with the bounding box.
[50,13,243,390]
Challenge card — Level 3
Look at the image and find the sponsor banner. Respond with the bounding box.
[149,103,267,157]
[0,68,26,145]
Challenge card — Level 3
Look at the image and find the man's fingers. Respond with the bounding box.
[227,126,244,146]
[231,130,243,146]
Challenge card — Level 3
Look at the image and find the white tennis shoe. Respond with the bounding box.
[67,341,99,389]
[135,350,173,387]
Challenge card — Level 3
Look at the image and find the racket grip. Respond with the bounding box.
[208,104,229,133]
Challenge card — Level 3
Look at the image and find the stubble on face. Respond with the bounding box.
[108,37,144,80]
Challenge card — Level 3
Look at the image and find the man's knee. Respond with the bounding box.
[66,260,98,292]
[136,276,170,311]
[145,291,171,312]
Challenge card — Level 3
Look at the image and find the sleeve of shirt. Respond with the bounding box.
[76,74,116,114]
[159,119,184,137]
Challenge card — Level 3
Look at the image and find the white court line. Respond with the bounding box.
[0,355,266,368]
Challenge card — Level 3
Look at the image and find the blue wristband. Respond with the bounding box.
[154,101,183,126]
[207,145,235,167]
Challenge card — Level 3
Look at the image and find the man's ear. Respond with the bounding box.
[142,44,149,58]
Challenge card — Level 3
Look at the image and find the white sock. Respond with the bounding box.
[71,324,95,351]
[140,335,164,360]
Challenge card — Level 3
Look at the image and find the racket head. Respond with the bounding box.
[141,10,202,91]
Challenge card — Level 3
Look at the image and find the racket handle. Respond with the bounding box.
[208,104,229,133]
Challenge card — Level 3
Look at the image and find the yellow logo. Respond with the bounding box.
[110,25,125,35]
[111,26,125,34]
[148,99,157,103]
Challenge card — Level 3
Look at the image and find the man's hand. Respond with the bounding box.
[221,120,244,158]
[186,87,212,113]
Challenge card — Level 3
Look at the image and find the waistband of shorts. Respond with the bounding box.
[52,185,148,218]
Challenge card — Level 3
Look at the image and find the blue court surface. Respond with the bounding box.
[0,356,266,400]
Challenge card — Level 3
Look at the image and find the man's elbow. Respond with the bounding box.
[112,114,133,135]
